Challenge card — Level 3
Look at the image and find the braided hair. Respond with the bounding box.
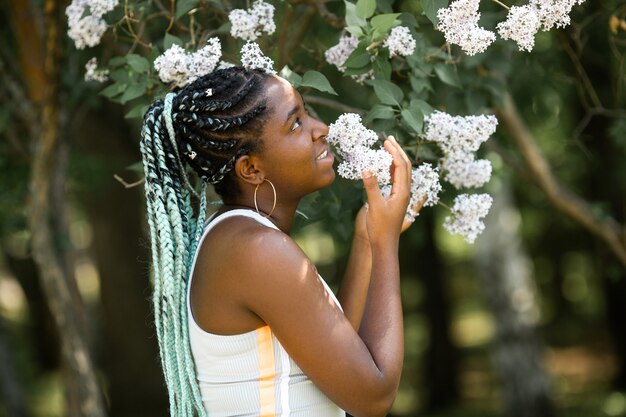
[139,67,271,417]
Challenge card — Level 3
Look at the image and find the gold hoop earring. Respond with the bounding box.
[254,179,277,218]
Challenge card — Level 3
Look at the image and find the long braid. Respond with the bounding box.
[140,66,271,417]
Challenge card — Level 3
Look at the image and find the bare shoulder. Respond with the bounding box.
[190,214,310,334]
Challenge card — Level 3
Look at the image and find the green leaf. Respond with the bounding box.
[343,64,372,76]
[372,53,391,80]
[421,0,448,26]
[163,33,183,50]
[176,0,198,19]
[409,74,432,95]
[356,0,376,19]
[110,69,130,83]
[125,161,144,172]
[367,79,404,106]
[409,98,433,116]
[279,66,303,86]
[126,54,150,73]
[301,71,337,95]
[401,108,423,134]
[345,25,364,37]
[434,63,461,88]
[125,103,149,119]
[108,56,126,67]
[365,104,395,123]
[344,44,371,69]
[345,1,366,28]
[100,82,127,99]
[370,13,401,34]
[120,82,147,104]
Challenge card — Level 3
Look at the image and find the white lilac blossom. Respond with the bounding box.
[229,0,276,41]
[327,113,379,155]
[240,41,276,74]
[530,0,586,31]
[384,26,416,57]
[324,35,359,72]
[444,151,492,189]
[154,38,222,87]
[217,60,236,69]
[497,5,541,52]
[436,0,496,56]
[66,0,118,49]
[84,57,109,82]
[423,111,498,153]
[337,147,393,185]
[444,193,493,243]
[382,164,442,222]
[327,113,391,185]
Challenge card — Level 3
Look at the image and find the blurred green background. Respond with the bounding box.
[1,0,626,417]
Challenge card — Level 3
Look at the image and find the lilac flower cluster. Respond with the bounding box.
[327,113,392,185]
[382,163,442,222]
[424,111,496,189]
[383,27,417,57]
[66,0,118,49]
[240,41,276,74]
[154,39,223,87]
[436,0,496,56]
[228,0,276,41]
[437,0,586,54]
[444,193,493,243]
[84,57,109,82]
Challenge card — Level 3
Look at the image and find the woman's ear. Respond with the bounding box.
[234,155,264,186]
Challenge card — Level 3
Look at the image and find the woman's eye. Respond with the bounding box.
[291,118,302,131]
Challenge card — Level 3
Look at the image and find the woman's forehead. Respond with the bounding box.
[265,76,300,111]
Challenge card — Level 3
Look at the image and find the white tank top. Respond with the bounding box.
[187,209,346,417]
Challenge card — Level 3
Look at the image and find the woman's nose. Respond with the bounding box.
[312,118,329,142]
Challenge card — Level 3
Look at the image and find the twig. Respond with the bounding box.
[303,95,366,115]
[114,174,145,189]
[489,0,510,10]
[310,0,344,29]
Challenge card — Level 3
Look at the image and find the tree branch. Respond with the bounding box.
[303,94,366,115]
[496,93,626,268]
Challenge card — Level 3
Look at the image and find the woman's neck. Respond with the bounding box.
[220,200,299,235]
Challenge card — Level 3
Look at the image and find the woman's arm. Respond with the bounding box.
[337,209,372,331]
[227,137,411,417]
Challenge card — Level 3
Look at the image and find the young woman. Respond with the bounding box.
[140,66,418,417]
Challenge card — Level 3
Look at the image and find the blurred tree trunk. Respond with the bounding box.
[0,317,29,417]
[398,211,459,413]
[74,106,168,417]
[421,212,459,411]
[23,0,107,415]
[1,248,60,371]
[476,183,554,417]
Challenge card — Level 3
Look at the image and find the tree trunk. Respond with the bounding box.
[25,1,107,416]
[0,317,29,417]
[421,212,459,411]
[476,183,555,417]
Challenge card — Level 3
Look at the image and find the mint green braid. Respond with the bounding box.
[140,97,208,417]
[139,67,270,416]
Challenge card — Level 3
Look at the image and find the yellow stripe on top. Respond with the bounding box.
[256,326,276,416]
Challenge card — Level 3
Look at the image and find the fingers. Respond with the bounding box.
[361,171,383,207]
[383,136,411,195]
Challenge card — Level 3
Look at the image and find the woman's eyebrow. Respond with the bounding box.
[285,104,301,125]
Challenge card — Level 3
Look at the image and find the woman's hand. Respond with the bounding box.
[354,196,425,244]
[361,136,412,249]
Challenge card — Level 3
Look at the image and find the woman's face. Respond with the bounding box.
[255,76,335,198]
